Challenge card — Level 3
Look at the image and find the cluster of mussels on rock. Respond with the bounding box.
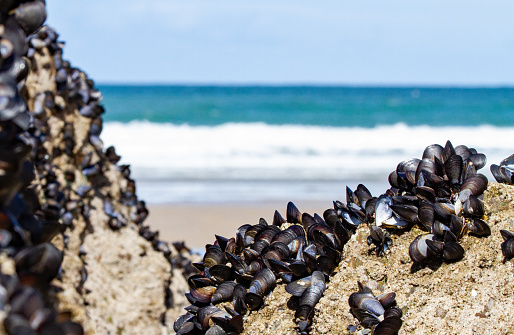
[0,1,199,333]
[174,201,352,335]
[372,141,490,265]
[490,154,514,260]
[0,0,84,334]
[174,140,497,335]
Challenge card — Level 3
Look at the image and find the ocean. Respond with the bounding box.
[98,85,514,204]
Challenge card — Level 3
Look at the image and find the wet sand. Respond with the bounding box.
[146,201,331,248]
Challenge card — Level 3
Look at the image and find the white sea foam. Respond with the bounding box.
[101,121,514,203]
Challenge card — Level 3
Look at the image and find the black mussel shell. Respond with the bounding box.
[376,292,396,309]
[461,194,484,217]
[205,324,226,335]
[501,238,514,258]
[355,184,372,206]
[442,241,465,262]
[467,153,486,170]
[301,213,317,231]
[373,316,403,335]
[14,242,63,287]
[287,202,302,224]
[444,154,463,186]
[384,306,403,319]
[500,229,514,241]
[211,281,237,304]
[468,218,490,237]
[460,173,488,197]
[186,286,216,304]
[409,234,436,263]
[423,144,444,161]
[203,245,226,268]
[273,210,286,226]
[442,140,455,163]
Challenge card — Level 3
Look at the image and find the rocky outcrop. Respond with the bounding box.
[0,2,192,334]
[239,183,514,335]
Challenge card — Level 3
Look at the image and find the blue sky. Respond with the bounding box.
[46,1,514,85]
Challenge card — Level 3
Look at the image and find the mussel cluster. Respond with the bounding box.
[0,1,85,334]
[353,141,490,264]
[349,282,402,335]
[490,154,514,185]
[174,201,356,334]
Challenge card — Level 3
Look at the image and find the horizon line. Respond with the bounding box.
[95,81,514,89]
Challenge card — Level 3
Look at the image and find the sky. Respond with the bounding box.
[46,0,514,85]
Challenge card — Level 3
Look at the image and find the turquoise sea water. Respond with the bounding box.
[97,85,514,204]
[98,86,514,127]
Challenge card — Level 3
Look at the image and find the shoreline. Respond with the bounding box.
[146,200,331,248]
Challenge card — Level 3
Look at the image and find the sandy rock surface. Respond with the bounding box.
[241,183,514,335]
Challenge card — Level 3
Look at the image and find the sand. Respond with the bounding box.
[147,201,331,249]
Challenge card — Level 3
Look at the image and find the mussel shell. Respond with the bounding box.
[174,313,195,332]
[14,242,63,286]
[376,292,396,310]
[468,218,490,237]
[413,186,436,203]
[442,241,465,262]
[188,274,214,289]
[462,194,484,217]
[442,140,456,163]
[461,159,477,183]
[273,224,305,245]
[467,153,486,171]
[422,144,444,161]
[417,201,434,231]
[248,268,276,296]
[187,286,216,304]
[501,238,514,258]
[203,245,226,268]
[298,284,324,310]
[384,306,403,319]
[355,184,372,207]
[197,305,224,330]
[226,253,247,274]
[460,173,488,197]
[301,213,317,231]
[273,210,286,226]
[288,236,306,254]
[389,204,418,223]
[491,164,511,184]
[444,154,463,185]
[263,241,291,261]
[373,316,403,335]
[208,264,233,284]
[232,284,248,315]
[388,170,400,189]
[244,292,264,311]
[351,307,381,329]
[500,229,514,241]
[375,195,393,227]
[286,275,312,297]
[409,234,436,263]
[266,258,293,278]
[287,202,302,224]
[312,228,339,251]
[448,215,468,240]
[211,281,237,304]
[323,209,340,229]
[205,324,226,335]
[433,202,455,224]
[348,292,385,316]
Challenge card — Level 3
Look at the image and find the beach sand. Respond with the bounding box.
[146,201,331,248]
